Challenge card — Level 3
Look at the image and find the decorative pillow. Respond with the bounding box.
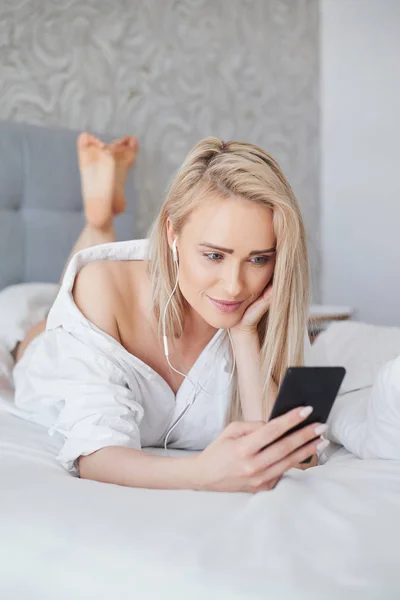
[0,283,59,352]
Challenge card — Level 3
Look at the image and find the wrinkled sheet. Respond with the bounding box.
[1,395,400,600]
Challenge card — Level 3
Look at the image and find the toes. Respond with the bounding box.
[110,135,130,147]
[77,132,90,150]
[130,136,139,152]
[110,135,139,152]
[77,132,105,150]
[122,136,138,150]
[118,136,132,146]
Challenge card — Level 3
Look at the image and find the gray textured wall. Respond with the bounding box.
[0,0,320,299]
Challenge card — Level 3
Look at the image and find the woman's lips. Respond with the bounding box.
[208,296,244,313]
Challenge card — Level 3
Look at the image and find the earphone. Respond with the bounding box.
[160,236,236,450]
[162,237,179,360]
[172,237,178,263]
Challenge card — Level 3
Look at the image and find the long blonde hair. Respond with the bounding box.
[147,137,310,422]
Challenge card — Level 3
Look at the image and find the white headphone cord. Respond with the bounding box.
[163,354,222,451]
[161,260,237,450]
[162,262,236,396]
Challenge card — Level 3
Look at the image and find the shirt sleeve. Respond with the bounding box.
[14,326,144,476]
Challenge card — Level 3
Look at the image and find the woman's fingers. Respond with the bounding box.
[258,437,325,483]
[262,283,273,301]
[294,453,319,470]
[252,421,325,472]
[242,406,313,455]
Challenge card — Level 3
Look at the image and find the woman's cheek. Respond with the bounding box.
[179,262,210,305]
[192,260,216,292]
[260,265,275,289]
[253,271,273,297]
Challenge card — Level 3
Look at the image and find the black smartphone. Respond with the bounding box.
[266,366,346,463]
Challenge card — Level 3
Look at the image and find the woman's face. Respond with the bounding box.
[167,195,276,331]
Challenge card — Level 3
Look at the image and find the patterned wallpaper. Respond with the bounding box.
[0,0,320,298]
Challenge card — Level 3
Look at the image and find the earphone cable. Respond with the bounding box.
[161,245,237,450]
[162,262,236,396]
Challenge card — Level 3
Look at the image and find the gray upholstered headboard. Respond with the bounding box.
[0,120,138,291]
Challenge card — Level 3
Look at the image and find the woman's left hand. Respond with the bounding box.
[232,282,273,335]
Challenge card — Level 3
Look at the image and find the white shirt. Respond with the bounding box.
[13,239,233,476]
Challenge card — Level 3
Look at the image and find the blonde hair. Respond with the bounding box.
[147,137,310,422]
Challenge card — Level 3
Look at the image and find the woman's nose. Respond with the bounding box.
[223,265,244,298]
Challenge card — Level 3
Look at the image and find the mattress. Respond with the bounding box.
[1,390,400,600]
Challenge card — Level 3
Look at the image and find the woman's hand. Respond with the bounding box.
[293,454,319,470]
[232,282,273,335]
[192,407,328,493]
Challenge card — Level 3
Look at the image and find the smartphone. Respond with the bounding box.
[266,366,346,463]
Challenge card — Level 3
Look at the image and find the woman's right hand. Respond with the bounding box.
[193,407,328,493]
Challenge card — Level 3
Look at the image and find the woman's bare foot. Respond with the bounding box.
[77,133,116,229]
[108,136,139,215]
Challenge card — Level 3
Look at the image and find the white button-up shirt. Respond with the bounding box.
[13,239,233,476]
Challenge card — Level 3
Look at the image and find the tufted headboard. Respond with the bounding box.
[0,120,138,291]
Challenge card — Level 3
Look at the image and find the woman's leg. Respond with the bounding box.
[13,132,138,364]
[58,132,138,283]
[58,221,116,285]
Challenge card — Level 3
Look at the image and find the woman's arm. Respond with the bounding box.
[230,330,277,421]
[229,284,277,421]
[79,446,200,489]
[79,414,324,490]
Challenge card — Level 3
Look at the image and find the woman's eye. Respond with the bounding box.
[203,253,271,265]
[204,252,223,262]
[250,256,271,266]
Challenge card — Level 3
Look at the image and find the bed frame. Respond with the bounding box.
[0,120,138,290]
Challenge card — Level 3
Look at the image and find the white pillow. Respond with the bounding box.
[0,283,59,352]
[309,320,400,394]
[363,354,400,458]
[0,339,14,391]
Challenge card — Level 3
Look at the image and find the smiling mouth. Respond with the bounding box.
[207,296,244,313]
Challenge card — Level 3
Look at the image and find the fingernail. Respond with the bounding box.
[300,406,313,418]
[314,423,328,435]
[317,439,330,452]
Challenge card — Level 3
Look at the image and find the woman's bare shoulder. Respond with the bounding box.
[72,258,150,342]
[109,259,154,334]
[71,260,123,341]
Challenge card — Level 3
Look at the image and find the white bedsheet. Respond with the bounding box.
[1,392,400,600]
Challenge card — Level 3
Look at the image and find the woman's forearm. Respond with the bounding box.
[79,446,200,490]
[230,330,277,421]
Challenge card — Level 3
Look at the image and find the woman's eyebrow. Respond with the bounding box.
[198,243,276,255]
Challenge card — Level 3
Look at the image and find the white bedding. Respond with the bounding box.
[1,396,400,600]
[310,321,400,460]
[1,286,400,598]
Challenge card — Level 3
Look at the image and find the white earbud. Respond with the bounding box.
[172,238,178,263]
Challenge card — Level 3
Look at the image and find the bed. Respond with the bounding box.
[1,120,400,600]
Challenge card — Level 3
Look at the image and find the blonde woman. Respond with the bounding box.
[12,133,328,494]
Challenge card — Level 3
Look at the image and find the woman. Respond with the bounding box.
[12,133,328,493]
